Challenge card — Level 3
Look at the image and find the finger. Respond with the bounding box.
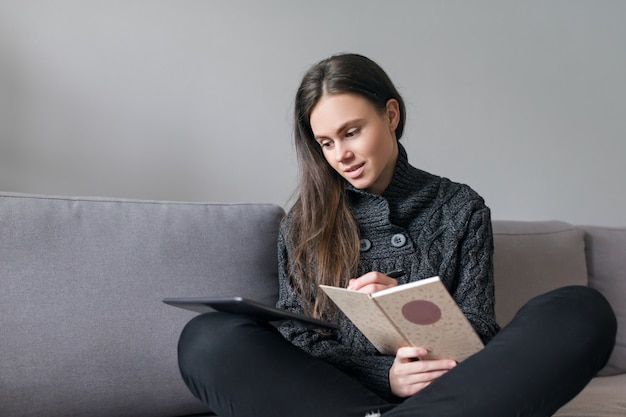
[346,272,380,290]
[391,368,450,397]
[354,283,395,294]
[406,358,457,373]
[395,369,446,384]
[347,272,397,291]
[393,358,456,380]
[396,346,429,361]
[402,369,450,386]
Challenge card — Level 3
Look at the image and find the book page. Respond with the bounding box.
[372,277,484,361]
[319,285,407,355]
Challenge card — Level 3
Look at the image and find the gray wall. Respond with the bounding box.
[1,1,624,226]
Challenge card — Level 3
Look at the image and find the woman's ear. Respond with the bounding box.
[385,99,401,132]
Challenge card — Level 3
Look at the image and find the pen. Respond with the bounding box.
[385,269,405,279]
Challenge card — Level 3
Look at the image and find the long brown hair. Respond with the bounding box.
[287,53,406,321]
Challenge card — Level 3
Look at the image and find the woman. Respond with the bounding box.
[178,53,616,417]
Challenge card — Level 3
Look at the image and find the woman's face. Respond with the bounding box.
[309,93,400,195]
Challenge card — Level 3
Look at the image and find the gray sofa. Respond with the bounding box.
[1,192,624,417]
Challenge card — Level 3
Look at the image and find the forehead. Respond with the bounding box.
[310,93,378,135]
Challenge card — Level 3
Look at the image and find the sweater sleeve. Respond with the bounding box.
[450,204,500,343]
[275,226,396,400]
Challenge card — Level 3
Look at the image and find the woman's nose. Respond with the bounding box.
[334,142,353,162]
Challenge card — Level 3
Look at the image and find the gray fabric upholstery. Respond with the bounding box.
[492,220,588,326]
[581,226,626,376]
[492,220,626,416]
[555,374,626,417]
[0,192,284,417]
[1,192,624,417]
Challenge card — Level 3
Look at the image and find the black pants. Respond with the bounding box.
[178,286,616,417]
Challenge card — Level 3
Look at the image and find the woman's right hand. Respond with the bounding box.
[347,271,398,293]
[389,346,457,398]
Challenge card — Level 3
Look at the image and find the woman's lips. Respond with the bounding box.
[344,162,365,179]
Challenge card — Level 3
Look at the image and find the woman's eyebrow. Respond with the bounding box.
[314,118,364,140]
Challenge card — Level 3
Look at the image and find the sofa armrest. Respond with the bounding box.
[581,226,626,376]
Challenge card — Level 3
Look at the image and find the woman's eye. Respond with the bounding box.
[320,141,333,148]
[346,128,360,138]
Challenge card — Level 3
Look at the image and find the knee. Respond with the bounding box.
[571,286,616,346]
[178,313,221,376]
[177,312,261,379]
[546,286,614,326]
[527,286,617,352]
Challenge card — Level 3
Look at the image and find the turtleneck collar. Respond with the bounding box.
[345,142,430,199]
[343,142,440,229]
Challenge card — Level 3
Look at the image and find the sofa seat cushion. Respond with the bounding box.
[554,374,626,417]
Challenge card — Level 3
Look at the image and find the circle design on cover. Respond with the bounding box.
[401,300,442,325]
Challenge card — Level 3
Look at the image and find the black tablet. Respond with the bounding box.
[162,296,338,330]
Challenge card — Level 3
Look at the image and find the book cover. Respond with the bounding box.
[319,276,484,361]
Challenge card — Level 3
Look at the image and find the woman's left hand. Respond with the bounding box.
[389,347,457,397]
[347,271,398,293]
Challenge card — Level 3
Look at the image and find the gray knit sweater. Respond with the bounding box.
[277,144,500,400]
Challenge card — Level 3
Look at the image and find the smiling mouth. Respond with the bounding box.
[344,163,365,179]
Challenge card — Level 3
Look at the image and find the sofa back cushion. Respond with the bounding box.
[0,193,284,417]
[492,220,588,327]
[581,226,626,376]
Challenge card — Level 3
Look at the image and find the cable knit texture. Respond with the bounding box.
[277,143,500,401]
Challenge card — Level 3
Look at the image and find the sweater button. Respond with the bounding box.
[390,233,407,248]
[359,239,372,252]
